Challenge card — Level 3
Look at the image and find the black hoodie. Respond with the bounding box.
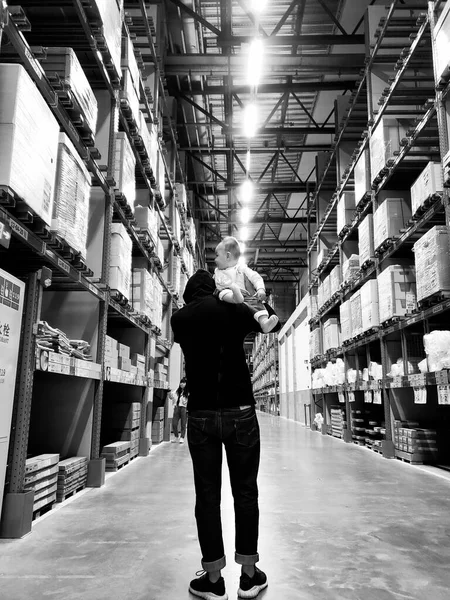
[171,269,262,410]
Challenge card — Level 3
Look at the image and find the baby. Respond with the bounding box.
[214,236,279,333]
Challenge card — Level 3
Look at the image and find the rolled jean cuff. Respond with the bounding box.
[235,552,259,566]
[253,309,268,321]
[202,555,226,572]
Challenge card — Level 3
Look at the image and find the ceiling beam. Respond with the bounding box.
[216,34,364,47]
[175,80,358,95]
[205,240,307,249]
[223,127,335,135]
[179,145,332,154]
[206,251,306,260]
[193,183,317,194]
[201,217,307,224]
[167,0,221,36]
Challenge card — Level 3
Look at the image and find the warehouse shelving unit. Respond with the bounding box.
[308,1,450,467]
[252,332,279,415]
[0,0,198,537]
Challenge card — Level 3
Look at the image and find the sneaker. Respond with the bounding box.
[171,434,179,443]
[179,437,185,444]
[238,567,268,599]
[189,571,228,600]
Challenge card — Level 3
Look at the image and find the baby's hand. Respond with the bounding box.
[256,289,266,302]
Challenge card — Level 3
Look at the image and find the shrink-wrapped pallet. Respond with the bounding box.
[309,327,321,359]
[360,279,380,332]
[121,35,140,95]
[323,318,340,352]
[373,197,411,251]
[51,133,90,259]
[370,117,408,181]
[42,48,98,136]
[110,223,132,298]
[413,226,450,302]
[410,162,443,216]
[132,267,154,319]
[329,265,342,297]
[340,299,352,343]
[354,148,370,205]
[377,264,416,322]
[358,214,374,266]
[0,64,59,226]
[342,255,360,283]
[93,0,123,77]
[337,193,355,235]
[350,290,363,337]
[114,132,136,209]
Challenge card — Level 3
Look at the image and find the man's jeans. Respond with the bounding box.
[187,406,260,572]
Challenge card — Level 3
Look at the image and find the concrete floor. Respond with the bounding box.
[1,412,450,600]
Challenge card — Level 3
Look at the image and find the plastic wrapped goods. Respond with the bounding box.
[114,132,136,209]
[337,193,355,235]
[93,0,123,77]
[340,299,352,343]
[413,226,450,302]
[309,327,321,359]
[329,265,341,297]
[369,361,383,381]
[370,117,408,181]
[373,196,411,251]
[41,48,98,136]
[360,279,380,332]
[377,264,416,322]
[51,134,91,259]
[110,223,132,298]
[350,290,363,337]
[342,255,360,283]
[0,64,59,226]
[423,330,450,371]
[323,317,340,352]
[410,162,443,216]
[358,214,374,265]
[354,148,370,206]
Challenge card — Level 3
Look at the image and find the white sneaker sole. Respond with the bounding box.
[189,585,228,600]
[237,581,268,598]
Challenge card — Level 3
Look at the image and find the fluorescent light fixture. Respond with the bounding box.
[239,179,254,203]
[247,39,264,87]
[240,227,249,241]
[251,0,268,13]
[243,103,258,138]
[240,207,250,224]
[246,150,251,173]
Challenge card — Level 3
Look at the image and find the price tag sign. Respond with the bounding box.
[348,391,355,403]
[364,390,373,404]
[437,385,450,405]
[373,390,382,405]
[338,392,345,404]
[414,387,427,405]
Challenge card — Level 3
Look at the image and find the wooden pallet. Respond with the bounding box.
[417,291,450,311]
[56,483,86,503]
[395,449,438,465]
[374,237,397,256]
[114,192,134,220]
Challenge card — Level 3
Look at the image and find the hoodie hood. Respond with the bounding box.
[183,269,216,303]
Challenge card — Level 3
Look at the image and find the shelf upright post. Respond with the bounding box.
[0,0,6,47]
[0,270,44,538]
[139,331,152,456]
[380,336,395,458]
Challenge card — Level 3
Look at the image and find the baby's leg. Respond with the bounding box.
[258,313,279,333]
[218,284,244,304]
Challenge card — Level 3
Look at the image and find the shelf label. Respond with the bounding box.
[373,390,382,405]
[57,258,71,274]
[432,304,443,314]
[437,385,450,405]
[348,391,355,403]
[364,390,373,404]
[9,219,28,241]
[414,387,427,405]
[338,392,345,404]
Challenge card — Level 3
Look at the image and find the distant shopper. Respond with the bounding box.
[169,378,188,444]
[214,236,279,334]
[171,269,268,600]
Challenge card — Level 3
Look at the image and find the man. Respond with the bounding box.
[171,269,269,600]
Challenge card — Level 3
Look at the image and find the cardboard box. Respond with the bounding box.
[354,148,370,205]
[374,196,411,251]
[358,214,374,265]
[413,226,450,302]
[410,162,443,216]
[114,132,136,208]
[93,0,123,76]
[370,117,408,181]
[117,343,130,359]
[109,266,130,299]
[350,290,363,337]
[323,318,340,352]
[329,266,341,297]
[118,357,132,372]
[340,299,352,343]
[342,255,360,282]
[309,327,321,359]
[360,279,380,331]
[378,264,416,322]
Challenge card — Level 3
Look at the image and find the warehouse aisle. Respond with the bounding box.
[1,412,450,600]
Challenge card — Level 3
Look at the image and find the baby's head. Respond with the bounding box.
[215,236,241,270]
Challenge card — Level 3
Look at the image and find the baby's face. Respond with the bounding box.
[215,243,229,269]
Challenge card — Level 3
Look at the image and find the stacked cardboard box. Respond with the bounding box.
[337,193,355,235]
[114,132,136,210]
[132,267,154,320]
[152,407,165,443]
[105,335,119,370]
[51,133,91,260]
[374,196,411,251]
[110,223,132,299]
[56,457,88,502]
[152,274,163,330]
[378,264,416,322]
[309,327,321,359]
[101,441,131,471]
[394,421,438,462]
[350,290,363,337]
[0,64,60,226]
[410,162,443,216]
[131,354,146,378]
[323,318,340,352]
[113,402,141,459]
[413,226,450,302]
[329,266,341,297]
[354,148,370,205]
[331,407,346,439]
[360,280,380,332]
[358,214,374,266]
[370,117,408,181]
[24,454,60,514]
[342,255,360,283]
[154,356,169,384]
[340,299,352,343]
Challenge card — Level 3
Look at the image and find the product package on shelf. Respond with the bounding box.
[0,64,60,226]
[377,264,416,323]
[41,48,98,137]
[175,183,187,211]
[56,456,88,502]
[120,68,140,126]
[394,422,438,461]
[152,274,163,330]
[331,406,346,438]
[360,279,380,332]
[342,255,360,283]
[114,132,136,210]
[337,193,355,235]
[134,205,158,241]
[410,162,443,216]
[309,327,321,359]
[358,214,375,266]
[373,196,411,251]
[121,35,140,96]
[101,441,131,471]
[309,289,318,319]
[92,0,123,78]
[110,223,132,299]
[105,334,119,369]
[340,299,352,343]
[329,266,342,297]
[323,317,340,352]
[36,320,92,361]
[132,267,154,321]
[369,117,408,181]
[51,133,91,260]
[350,290,363,337]
[354,148,370,206]
[24,454,60,513]
[413,226,450,303]
[423,330,450,371]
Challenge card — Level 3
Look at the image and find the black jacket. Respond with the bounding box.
[170,269,262,411]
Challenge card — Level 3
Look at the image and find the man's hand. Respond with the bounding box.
[256,288,266,302]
